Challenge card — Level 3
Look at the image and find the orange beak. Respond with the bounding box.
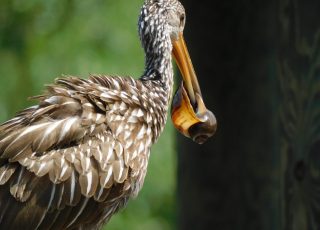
[171,32,217,144]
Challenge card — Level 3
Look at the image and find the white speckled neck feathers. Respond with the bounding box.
[138,0,178,106]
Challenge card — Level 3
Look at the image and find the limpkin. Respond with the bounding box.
[0,0,216,229]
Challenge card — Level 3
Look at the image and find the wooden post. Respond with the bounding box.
[178,0,320,229]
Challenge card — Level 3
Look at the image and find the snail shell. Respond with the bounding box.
[171,82,217,144]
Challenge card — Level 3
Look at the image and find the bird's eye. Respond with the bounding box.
[179,14,185,27]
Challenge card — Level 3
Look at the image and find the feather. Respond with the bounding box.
[0,163,17,185]
[100,165,114,189]
[79,166,99,197]
[63,170,82,206]
[94,184,111,202]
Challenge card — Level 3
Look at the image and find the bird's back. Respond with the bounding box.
[0,75,167,229]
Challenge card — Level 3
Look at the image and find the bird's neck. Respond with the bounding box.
[139,35,174,141]
[140,34,174,100]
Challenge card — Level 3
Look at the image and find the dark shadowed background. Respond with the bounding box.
[1,0,320,229]
[178,0,320,230]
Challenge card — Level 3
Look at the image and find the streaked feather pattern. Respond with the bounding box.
[0,74,169,229]
[0,0,190,228]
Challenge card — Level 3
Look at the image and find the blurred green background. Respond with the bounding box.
[0,0,177,229]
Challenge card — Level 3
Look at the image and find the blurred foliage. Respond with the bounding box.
[0,0,177,229]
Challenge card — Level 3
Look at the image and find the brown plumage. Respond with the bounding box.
[0,0,216,229]
[0,76,166,229]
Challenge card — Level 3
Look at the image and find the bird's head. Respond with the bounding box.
[139,0,217,144]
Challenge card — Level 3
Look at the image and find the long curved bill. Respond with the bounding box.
[171,32,217,144]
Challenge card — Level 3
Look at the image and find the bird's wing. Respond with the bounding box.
[0,76,152,229]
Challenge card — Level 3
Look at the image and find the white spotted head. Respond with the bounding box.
[138,0,186,55]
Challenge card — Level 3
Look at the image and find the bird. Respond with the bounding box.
[0,0,216,229]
